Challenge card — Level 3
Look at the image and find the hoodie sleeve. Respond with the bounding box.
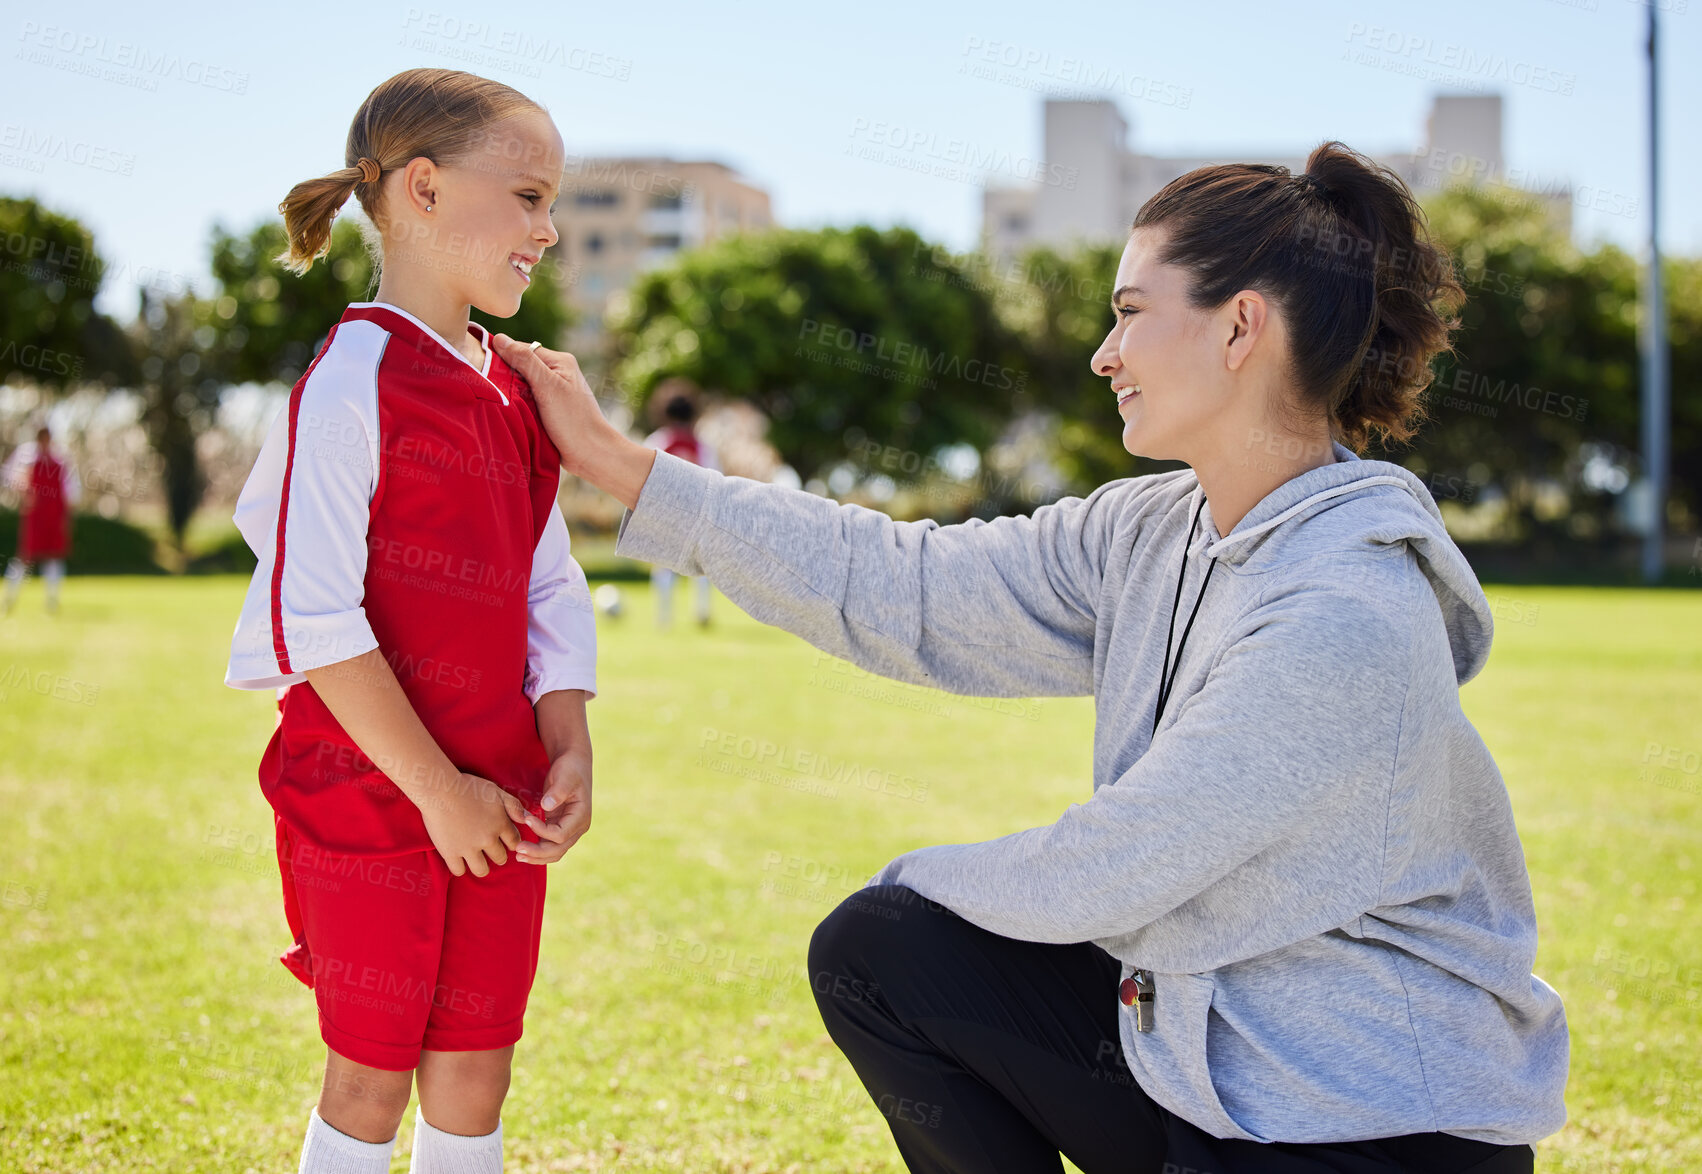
[614,450,1162,698]
[865,573,1416,972]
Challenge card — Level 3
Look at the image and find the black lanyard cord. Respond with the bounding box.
[1153,494,1219,737]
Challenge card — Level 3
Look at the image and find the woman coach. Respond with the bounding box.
[493,140,1570,1174]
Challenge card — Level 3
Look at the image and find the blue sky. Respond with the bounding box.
[3,0,1695,316]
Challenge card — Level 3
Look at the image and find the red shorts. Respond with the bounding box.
[273,812,547,1070]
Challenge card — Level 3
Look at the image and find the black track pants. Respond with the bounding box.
[808,885,1537,1174]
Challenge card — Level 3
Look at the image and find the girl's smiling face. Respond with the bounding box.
[384,109,564,319]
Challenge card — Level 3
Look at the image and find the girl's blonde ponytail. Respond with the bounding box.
[276,164,371,274]
[273,68,543,275]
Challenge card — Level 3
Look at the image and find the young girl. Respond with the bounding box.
[223,68,595,1174]
[640,382,719,627]
[2,424,81,616]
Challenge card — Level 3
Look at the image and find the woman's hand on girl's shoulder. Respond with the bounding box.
[493,334,657,509]
[493,336,603,475]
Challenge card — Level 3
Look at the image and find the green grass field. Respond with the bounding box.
[0,577,1697,1172]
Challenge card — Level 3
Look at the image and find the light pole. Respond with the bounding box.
[1640,3,1669,584]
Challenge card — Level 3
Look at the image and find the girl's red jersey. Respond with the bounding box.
[21,450,73,558]
[225,302,597,856]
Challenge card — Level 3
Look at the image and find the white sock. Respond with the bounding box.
[298,1106,395,1174]
[43,559,63,609]
[654,567,674,627]
[2,559,24,612]
[408,1105,502,1174]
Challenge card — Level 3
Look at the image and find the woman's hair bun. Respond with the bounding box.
[1133,140,1466,450]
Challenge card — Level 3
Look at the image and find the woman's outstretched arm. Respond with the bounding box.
[494,334,1172,698]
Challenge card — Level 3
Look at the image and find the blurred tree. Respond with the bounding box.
[608,225,1029,485]
[0,196,129,392]
[1392,184,1697,538]
[1388,183,1642,541]
[130,288,217,548]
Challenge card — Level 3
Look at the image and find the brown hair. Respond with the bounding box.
[276,67,543,274]
[1131,140,1465,450]
[648,376,703,428]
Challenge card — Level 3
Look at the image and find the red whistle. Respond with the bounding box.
[1119,977,1140,1007]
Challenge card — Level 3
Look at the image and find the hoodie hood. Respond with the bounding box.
[1195,442,1494,685]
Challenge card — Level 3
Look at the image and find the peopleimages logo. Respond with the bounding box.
[365,536,529,600]
[397,9,633,80]
[0,663,100,705]
[16,22,251,93]
[1342,24,1575,96]
[0,340,84,379]
[797,319,1028,392]
[1363,348,1590,424]
[847,118,1078,191]
[0,124,137,175]
[957,36,1193,109]
[697,727,932,803]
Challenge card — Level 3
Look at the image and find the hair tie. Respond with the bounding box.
[355,157,382,185]
[1295,172,1324,197]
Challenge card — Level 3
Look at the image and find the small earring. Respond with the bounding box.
[425,204,434,212]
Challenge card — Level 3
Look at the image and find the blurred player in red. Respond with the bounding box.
[224,69,595,1174]
[641,381,718,627]
[3,425,81,616]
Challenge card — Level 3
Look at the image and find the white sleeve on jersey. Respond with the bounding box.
[225,321,386,691]
[60,457,81,507]
[1,442,35,492]
[0,444,82,500]
[524,500,598,703]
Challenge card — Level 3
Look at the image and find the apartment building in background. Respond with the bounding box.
[982,94,1578,262]
[551,156,774,352]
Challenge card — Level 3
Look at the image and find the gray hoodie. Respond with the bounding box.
[614,440,1570,1146]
